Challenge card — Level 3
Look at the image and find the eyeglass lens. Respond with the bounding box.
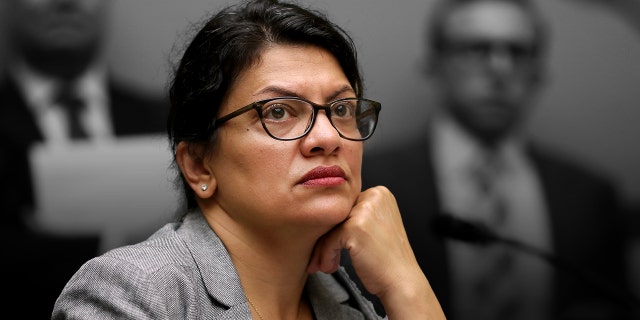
[259,98,378,140]
[444,39,539,66]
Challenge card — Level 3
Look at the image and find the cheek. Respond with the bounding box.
[211,133,261,182]
[217,136,294,187]
[346,143,364,190]
[441,71,481,99]
[507,81,537,101]
[211,138,294,213]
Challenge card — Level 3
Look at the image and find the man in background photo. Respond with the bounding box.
[0,0,169,317]
[362,0,639,319]
[0,0,169,230]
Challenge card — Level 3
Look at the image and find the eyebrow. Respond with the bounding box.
[255,85,355,102]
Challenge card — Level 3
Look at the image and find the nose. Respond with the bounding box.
[487,47,517,75]
[300,110,341,156]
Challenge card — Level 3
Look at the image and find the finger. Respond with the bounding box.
[307,228,345,274]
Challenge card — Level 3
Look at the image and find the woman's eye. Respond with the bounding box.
[333,103,354,118]
[263,104,291,120]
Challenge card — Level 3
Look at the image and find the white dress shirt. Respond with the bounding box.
[11,62,115,145]
[430,112,554,320]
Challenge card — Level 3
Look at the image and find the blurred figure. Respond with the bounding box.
[363,0,637,319]
[0,0,169,229]
[0,0,168,318]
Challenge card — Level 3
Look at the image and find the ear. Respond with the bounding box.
[176,142,216,198]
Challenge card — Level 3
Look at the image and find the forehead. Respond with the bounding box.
[231,44,349,98]
[443,1,538,42]
[222,43,352,113]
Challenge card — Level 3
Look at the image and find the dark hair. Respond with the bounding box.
[426,0,549,61]
[167,0,363,209]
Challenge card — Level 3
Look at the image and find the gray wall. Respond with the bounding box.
[105,0,640,204]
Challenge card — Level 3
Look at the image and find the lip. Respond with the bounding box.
[298,165,346,186]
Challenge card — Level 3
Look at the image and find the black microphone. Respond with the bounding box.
[431,213,551,259]
[431,212,499,245]
[431,213,640,312]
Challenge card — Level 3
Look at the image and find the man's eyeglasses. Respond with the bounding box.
[211,97,382,141]
[442,39,540,68]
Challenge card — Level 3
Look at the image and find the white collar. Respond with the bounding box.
[430,111,527,176]
[10,60,108,113]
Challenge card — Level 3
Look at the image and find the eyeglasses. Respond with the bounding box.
[211,97,382,141]
[442,39,540,69]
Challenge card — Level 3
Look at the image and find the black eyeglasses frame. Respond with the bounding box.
[210,96,381,141]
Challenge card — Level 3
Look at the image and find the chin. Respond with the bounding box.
[302,200,352,224]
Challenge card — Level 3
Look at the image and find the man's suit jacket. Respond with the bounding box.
[0,74,169,318]
[0,75,169,228]
[53,209,383,320]
[361,130,633,320]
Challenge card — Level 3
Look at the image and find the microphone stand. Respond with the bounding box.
[432,214,640,313]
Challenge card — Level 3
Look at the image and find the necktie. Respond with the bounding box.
[55,82,88,139]
[472,153,507,226]
[464,153,521,320]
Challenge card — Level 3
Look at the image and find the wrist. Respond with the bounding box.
[378,274,446,320]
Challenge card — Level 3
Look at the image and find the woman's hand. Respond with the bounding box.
[307,186,446,319]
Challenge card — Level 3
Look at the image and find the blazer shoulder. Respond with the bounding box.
[53,223,206,319]
[528,143,617,190]
[101,222,193,272]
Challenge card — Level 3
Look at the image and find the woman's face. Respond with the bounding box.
[207,44,363,232]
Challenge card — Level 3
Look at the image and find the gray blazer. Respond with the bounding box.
[52,210,383,319]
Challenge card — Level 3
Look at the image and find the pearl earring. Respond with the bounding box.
[201,184,208,192]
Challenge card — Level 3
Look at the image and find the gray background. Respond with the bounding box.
[102,0,640,205]
[0,0,637,298]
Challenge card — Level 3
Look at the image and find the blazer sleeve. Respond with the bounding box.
[52,255,193,320]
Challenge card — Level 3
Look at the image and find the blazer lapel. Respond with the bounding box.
[177,211,252,318]
[0,75,43,146]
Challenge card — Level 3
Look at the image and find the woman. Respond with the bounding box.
[52,0,445,319]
